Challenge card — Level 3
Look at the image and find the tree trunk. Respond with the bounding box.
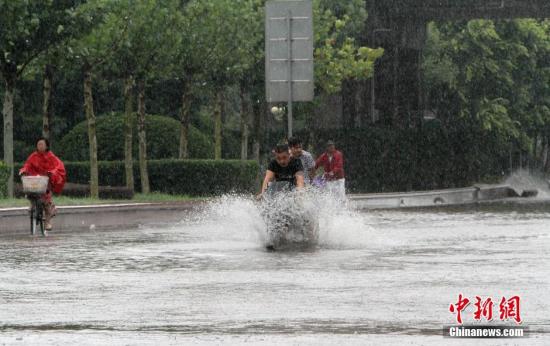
[2,76,15,198]
[214,89,224,160]
[83,65,99,199]
[543,136,549,173]
[251,98,263,162]
[42,64,54,141]
[123,75,135,191]
[178,83,192,159]
[239,83,249,160]
[137,80,150,194]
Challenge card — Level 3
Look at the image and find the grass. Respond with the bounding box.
[0,192,202,208]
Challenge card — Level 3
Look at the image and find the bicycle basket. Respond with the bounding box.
[22,176,49,194]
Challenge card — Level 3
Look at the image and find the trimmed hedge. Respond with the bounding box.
[147,159,259,195]
[0,161,9,198]
[22,159,259,196]
[57,113,214,161]
[311,124,509,193]
[263,122,511,193]
[14,182,134,199]
[61,183,135,199]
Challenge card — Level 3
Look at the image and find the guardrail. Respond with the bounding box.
[349,184,521,210]
[0,201,204,234]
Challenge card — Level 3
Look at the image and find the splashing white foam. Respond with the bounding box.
[504,169,550,198]
[187,188,374,250]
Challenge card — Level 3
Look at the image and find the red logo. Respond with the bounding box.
[499,296,522,324]
[449,293,470,324]
[450,294,522,324]
[474,296,494,321]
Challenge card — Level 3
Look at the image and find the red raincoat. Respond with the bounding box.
[20,151,66,194]
[314,150,345,181]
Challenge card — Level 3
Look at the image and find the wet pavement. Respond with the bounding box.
[0,196,549,345]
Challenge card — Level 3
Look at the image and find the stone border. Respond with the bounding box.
[0,201,205,235]
[348,184,521,210]
[0,184,543,234]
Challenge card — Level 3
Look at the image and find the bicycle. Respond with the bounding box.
[28,193,46,236]
[21,175,50,236]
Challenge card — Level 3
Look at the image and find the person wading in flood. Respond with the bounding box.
[288,136,315,185]
[257,144,305,199]
[312,140,346,200]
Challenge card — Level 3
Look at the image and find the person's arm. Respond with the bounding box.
[293,158,305,190]
[295,171,305,189]
[47,153,64,177]
[314,154,323,170]
[257,170,275,198]
[313,153,325,176]
[310,165,316,178]
[48,153,67,194]
[19,153,35,176]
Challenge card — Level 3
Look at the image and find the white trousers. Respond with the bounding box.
[326,178,346,201]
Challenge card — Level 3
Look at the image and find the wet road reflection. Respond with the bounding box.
[0,198,549,345]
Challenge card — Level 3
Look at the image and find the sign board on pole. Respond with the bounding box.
[265,0,314,103]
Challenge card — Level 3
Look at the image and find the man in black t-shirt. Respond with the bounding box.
[257,144,304,199]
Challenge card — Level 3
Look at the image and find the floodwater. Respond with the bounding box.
[0,194,549,345]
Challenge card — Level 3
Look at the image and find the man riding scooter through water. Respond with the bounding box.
[257,144,316,250]
[257,143,305,199]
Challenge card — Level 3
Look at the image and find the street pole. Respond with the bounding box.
[287,9,293,138]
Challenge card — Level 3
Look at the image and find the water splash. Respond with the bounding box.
[504,169,550,198]
[190,194,267,244]
[187,188,374,250]
[260,186,328,249]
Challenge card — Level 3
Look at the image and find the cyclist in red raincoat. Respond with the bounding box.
[19,138,66,231]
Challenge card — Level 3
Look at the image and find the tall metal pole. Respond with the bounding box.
[287,9,293,138]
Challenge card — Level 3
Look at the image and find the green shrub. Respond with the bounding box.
[146,159,259,195]
[0,161,9,198]
[262,123,510,193]
[57,113,214,161]
[62,183,134,199]
[35,159,259,196]
[14,182,134,200]
[310,124,508,193]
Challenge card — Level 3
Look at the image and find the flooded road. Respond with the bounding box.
[0,196,549,345]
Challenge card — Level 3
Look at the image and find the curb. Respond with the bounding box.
[348,184,521,210]
[0,201,205,235]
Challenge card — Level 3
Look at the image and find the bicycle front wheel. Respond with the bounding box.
[39,216,45,236]
[30,202,36,235]
[36,201,45,236]
[29,206,36,235]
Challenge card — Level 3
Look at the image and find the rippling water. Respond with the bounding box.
[0,195,549,345]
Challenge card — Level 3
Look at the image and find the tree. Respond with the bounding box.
[240,80,251,160]
[423,19,550,172]
[131,0,180,193]
[238,1,263,161]
[241,0,383,152]
[313,0,383,94]
[173,0,259,160]
[68,0,129,198]
[33,19,96,144]
[106,0,180,192]
[0,0,85,197]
